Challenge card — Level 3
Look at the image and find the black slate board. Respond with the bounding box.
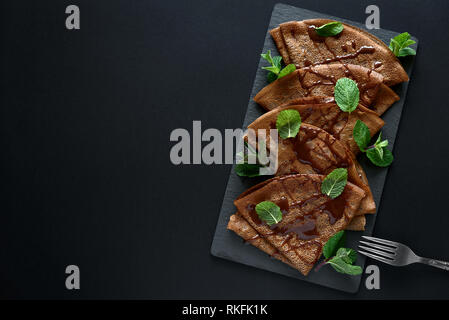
[211,3,417,293]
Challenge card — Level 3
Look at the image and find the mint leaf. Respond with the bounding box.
[267,72,278,83]
[390,32,416,49]
[334,78,359,113]
[328,257,363,275]
[323,230,346,259]
[262,65,280,74]
[235,141,271,177]
[315,21,344,37]
[375,145,384,159]
[388,38,400,55]
[394,32,414,45]
[278,64,296,79]
[321,168,348,199]
[372,133,388,159]
[272,56,282,69]
[335,247,357,264]
[276,109,302,139]
[374,132,388,148]
[367,147,394,167]
[352,122,394,167]
[261,50,274,66]
[363,132,394,167]
[261,50,280,83]
[235,163,261,177]
[318,233,362,276]
[398,47,416,57]
[353,120,371,152]
[255,201,283,226]
[261,51,295,83]
[389,32,416,57]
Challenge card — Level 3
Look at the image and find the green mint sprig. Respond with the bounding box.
[334,78,359,113]
[255,201,283,226]
[235,163,262,177]
[353,120,394,167]
[316,231,363,276]
[261,50,296,83]
[276,109,302,139]
[389,32,416,57]
[235,140,262,177]
[235,141,271,177]
[321,168,348,199]
[327,248,362,275]
[323,230,346,258]
[315,21,344,37]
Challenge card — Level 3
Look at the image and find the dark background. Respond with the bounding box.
[1,0,448,299]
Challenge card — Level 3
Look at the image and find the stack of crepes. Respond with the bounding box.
[227,19,409,276]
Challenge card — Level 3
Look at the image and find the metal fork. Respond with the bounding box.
[358,236,449,271]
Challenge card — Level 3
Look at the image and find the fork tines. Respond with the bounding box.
[358,236,397,265]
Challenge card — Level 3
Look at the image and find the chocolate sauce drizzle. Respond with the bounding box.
[246,183,349,243]
[292,126,350,172]
[243,174,351,266]
[297,25,380,108]
[304,25,376,68]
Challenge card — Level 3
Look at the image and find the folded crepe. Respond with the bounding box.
[228,211,364,268]
[246,121,375,225]
[231,174,366,275]
[254,64,399,115]
[249,97,384,158]
[228,213,296,268]
[270,19,408,86]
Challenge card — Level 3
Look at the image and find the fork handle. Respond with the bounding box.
[420,258,449,271]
